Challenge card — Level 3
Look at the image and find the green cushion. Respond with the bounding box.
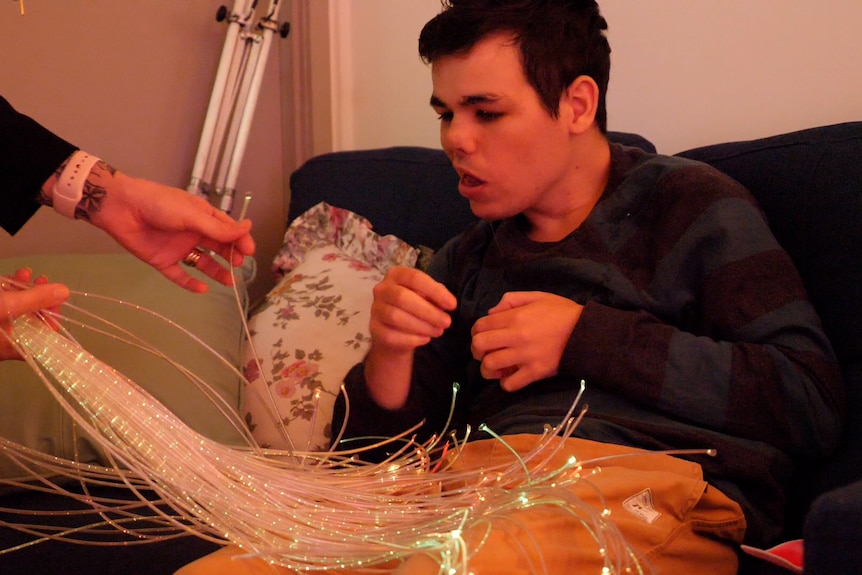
[0,253,252,484]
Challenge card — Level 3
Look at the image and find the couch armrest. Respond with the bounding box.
[803,480,862,575]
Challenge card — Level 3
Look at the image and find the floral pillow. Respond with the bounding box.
[242,202,418,451]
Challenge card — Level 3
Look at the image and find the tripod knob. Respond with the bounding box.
[216,5,228,22]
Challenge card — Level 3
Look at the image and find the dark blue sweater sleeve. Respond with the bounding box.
[0,95,77,234]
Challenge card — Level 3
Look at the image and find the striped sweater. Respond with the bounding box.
[337,144,844,545]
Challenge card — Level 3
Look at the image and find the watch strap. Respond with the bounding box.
[53,150,100,219]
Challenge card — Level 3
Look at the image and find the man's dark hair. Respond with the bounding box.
[418,0,611,133]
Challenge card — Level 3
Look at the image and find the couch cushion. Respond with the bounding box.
[0,253,252,487]
[803,479,862,575]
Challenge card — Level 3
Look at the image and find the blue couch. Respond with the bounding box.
[0,125,858,574]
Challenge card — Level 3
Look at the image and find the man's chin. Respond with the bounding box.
[469,202,516,222]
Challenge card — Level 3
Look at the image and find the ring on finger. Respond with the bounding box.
[182,247,206,268]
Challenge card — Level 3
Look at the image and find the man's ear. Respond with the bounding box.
[560,75,600,134]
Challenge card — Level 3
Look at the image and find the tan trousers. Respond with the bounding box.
[176,435,746,575]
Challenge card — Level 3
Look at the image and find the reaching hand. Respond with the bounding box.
[0,268,69,361]
[86,170,256,293]
[471,291,583,392]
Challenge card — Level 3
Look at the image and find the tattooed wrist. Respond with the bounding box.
[74,160,114,222]
[39,157,115,221]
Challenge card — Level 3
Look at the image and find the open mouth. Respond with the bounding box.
[460,172,485,188]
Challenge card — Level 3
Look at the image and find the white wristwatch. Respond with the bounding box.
[53,150,100,219]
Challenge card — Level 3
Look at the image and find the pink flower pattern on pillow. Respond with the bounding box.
[272,202,418,280]
[244,202,419,451]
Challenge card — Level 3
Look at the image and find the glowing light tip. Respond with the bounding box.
[238,193,252,220]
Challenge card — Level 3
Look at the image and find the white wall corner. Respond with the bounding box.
[328,0,355,151]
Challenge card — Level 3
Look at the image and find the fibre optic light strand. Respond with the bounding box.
[0,291,653,574]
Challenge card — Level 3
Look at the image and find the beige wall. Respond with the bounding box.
[4,1,859,300]
[328,0,862,154]
[601,0,862,153]
[0,1,293,301]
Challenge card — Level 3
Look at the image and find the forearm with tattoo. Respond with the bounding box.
[39,156,115,222]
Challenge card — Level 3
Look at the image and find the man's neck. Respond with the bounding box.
[524,131,612,243]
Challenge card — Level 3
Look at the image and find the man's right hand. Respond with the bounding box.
[369,266,456,352]
[364,266,456,409]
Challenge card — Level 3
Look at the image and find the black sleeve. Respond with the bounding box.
[0,95,77,234]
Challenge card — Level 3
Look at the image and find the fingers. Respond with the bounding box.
[471,316,527,387]
[472,329,531,391]
[0,283,70,324]
[11,268,33,284]
[175,201,255,283]
[30,274,66,328]
[390,266,457,312]
[471,293,533,360]
[129,176,256,266]
[471,291,583,392]
[229,223,256,261]
[477,347,519,380]
[369,267,456,352]
[377,267,457,320]
[2,270,68,335]
[199,218,256,263]
[165,243,248,293]
[187,247,240,287]
[484,290,543,316]
[159,264,209,294]
[181,197,254,268]
[178,193,256,260]
[197,254,241,287]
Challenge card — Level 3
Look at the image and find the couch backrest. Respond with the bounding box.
[288,146,469,251]
[678,122,862,522]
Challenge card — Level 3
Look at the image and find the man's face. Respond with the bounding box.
[430,33,576,222]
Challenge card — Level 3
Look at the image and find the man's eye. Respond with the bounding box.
[436,111,453,122]
[476,110,502,122]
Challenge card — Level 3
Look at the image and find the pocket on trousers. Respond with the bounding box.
[573,459,747,559]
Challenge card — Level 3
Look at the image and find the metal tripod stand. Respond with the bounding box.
[187,0,290,213]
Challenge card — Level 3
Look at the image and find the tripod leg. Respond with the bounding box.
[187,0,256,199]
[216,0,286,213]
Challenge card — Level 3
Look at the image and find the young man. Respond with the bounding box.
[178,1,843,573]
[333,0,843,572]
